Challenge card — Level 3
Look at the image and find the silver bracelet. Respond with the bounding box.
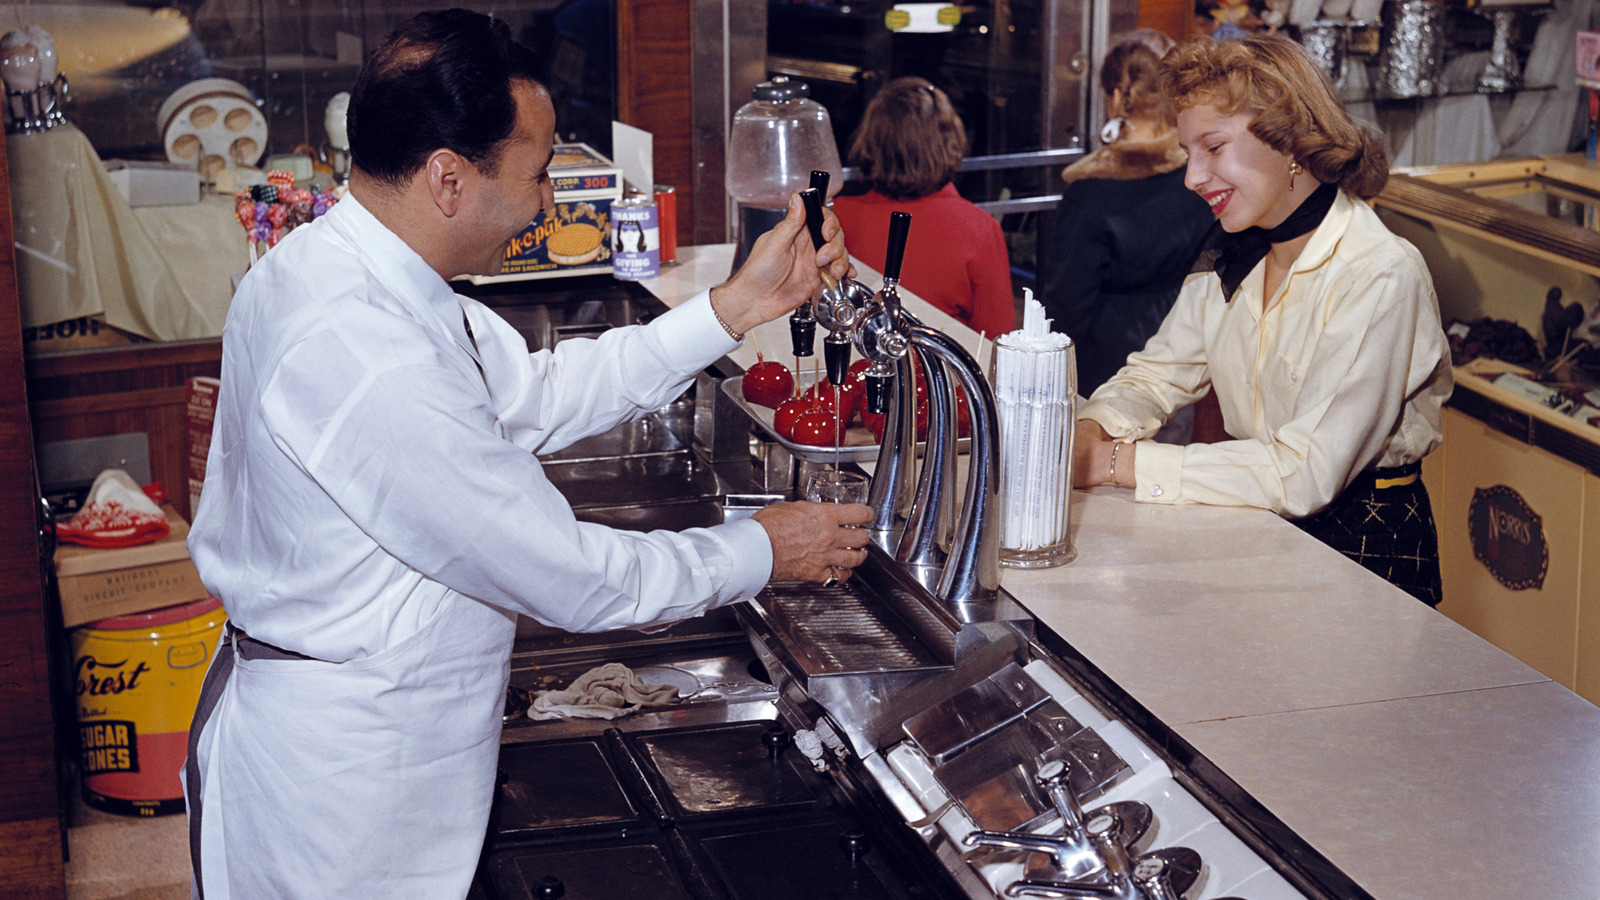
[1108,441,1121,485]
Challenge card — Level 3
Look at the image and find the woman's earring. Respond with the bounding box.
[1288,160,1303,190]
[1100,116,1127,145]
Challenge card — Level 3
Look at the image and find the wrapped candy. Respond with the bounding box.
[234,179,342,262]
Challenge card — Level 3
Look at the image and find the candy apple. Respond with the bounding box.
[862,410,886,444]
[861,400,928,443]
[803,380,860,424]
[742,354,794,408]
[774,396,813,441]
[792,408,845,446]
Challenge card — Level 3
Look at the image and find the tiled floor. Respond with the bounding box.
[64,785,189,900]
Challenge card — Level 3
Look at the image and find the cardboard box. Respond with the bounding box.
[22,316,139,355]
[186,377,221,515]
[56,507,209,628]
[103,159,202,207]
[467,142,623,284]
[1579,31,1600,84]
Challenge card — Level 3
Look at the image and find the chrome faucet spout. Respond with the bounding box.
[865,347,916,548]
[904,323,1001,605]
[962,830,1097,874]
[895,343,955,585]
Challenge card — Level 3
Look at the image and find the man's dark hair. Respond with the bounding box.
[348,8,544,188]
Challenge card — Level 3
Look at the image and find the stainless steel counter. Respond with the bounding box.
[640,244,1600,899]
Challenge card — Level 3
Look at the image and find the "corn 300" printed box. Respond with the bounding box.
[468,143,623,284]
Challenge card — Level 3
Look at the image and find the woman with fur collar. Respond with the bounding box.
[1038,29,1214,396]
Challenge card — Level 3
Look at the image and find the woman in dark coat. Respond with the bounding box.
[1039,29,1214,396]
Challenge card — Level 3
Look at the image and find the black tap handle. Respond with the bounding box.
[810,169,831,197]
[800,188,828,251]
[883,211,912,282]
[533,876,566,899]
[824,334,851,386]
[865,370,893,415]
[790,313,815,357]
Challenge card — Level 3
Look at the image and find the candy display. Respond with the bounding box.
[233,169,342,260]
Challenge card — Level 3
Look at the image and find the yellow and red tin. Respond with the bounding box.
[71,597,226,816]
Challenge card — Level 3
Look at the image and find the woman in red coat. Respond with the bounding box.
[832,77,1016,337]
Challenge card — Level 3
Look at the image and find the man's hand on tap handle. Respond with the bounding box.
[752,500,872,584]
[710,192,856,338]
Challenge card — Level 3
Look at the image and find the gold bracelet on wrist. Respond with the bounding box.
[709,295,744,342]
[1108,441,1121,485]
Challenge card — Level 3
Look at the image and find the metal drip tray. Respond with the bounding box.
[752,581,946,675]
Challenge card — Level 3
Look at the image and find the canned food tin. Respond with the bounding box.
[72,598,227,816]
[653,184,677,263]
[611,195,660,281]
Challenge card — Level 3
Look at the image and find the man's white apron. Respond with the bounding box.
[185,594,515,899]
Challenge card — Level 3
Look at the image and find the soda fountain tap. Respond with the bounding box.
[854,213,917,548]
[785,172,835,362]
[905,317,1001,606]
[896,341,956,589]
[852,210,1001,605]
[799,187,872,385]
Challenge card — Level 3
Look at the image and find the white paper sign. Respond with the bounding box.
[611,121,654,194]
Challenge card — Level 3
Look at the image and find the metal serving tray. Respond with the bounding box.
[721,372,880,463]
[721,371,971,465]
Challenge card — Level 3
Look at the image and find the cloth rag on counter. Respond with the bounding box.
[57,468,170,547]
[527,662,681,721]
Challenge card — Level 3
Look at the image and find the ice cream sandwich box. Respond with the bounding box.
[468,142,623,284]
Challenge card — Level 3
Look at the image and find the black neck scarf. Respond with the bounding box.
[1202,181,1339,301]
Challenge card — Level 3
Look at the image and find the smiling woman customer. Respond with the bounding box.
[1070,34,1453,607]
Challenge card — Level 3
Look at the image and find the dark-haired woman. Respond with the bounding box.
[1040,29,1214,397]
[1072,34,1453,606]
[832,77,1016,337]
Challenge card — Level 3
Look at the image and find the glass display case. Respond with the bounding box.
[39,0,617,162]
[1374,154,1600,706]
[3,0,619,352]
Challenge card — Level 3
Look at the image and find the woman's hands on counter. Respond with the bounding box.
[1073,418,1136,489]
[752,501,872,584]
[710,192,855,338]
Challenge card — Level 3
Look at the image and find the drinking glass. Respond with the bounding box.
[805,469,870,505]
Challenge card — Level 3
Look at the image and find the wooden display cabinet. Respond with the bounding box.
[1378,156,1600,704]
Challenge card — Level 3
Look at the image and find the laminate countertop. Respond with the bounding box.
[641,244,1600,900]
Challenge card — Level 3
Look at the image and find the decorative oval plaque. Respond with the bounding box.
[1467,485,1549,591]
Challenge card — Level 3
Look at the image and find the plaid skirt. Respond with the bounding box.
[1292,461,1443,607]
